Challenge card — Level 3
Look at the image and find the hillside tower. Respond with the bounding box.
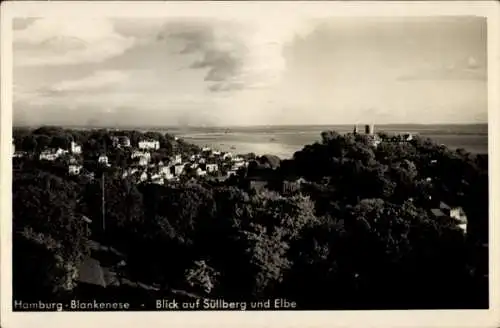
[365,124,375,135]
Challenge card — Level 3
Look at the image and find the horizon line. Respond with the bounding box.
[12,122,488,129]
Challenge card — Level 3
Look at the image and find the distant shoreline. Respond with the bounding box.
[12,123,488,130]
[12,124,488,156]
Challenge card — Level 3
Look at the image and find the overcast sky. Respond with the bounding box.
[13,16,487,126]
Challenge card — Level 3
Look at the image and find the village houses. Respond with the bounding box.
[150,172,164,185]
[138,140,160,150]
[39,148,68,161]
[131,150,151,160]
[70,141,82,154]
[159,165,175,180]
[206,163,218,173]
[173,154,182,165]
[139,171,148,182]
[112,136,131,148]
[68,164,82,175]
[174,164,185,176]
[196,167,207,176]
[122,167,139,179]
[431,202,468,234]
[138,157,149,166]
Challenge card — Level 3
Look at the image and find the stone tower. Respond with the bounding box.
[365,124,374,135]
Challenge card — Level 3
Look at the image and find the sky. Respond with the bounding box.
[13,16,487,127]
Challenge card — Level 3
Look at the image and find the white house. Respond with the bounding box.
[223,152,233,159]
[39,150,58,161]
[150,173,164,185]
[58,148,68,157]
[131,150,151,160]
[98,155,109,165]
[174,164,185,176]
[138,140,160,150]
[68,164,82,175]
[232,161,245,170]
[159,165,171,175]
[41,148,68,161]
[206,163,218,173]
[432,202,468,234]
[450,206,468,233]
[159,166,175,180]
[202,147,211,152]
[139,171,148,182]
[138,156,149,166]
[198,158,206,164]
[227,170,237,177]
[173,154,182,165]
[196,167,207,176]
[70,141,82,154]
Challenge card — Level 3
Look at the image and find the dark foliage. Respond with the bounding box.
[12,127,488,309]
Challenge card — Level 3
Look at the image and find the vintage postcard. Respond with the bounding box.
[1,1,499,328]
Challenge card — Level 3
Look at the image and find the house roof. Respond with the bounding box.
[77,257,106,287]
[439,201,450,210]
[431,209,446,217]
[81,215,92,224]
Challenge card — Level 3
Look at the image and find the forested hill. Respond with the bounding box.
[12,127,488,310]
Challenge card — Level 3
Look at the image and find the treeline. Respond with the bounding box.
[13,126,201,155]
[12,128,488,309]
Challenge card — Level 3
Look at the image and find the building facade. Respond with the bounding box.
[138,140,160,150]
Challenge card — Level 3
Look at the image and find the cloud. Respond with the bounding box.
[13,18,135,67]
[397,56,486,82]
[13,18,40,30]
[48,70,130,93]
[208,81,245,92]
[161,20,248,91]
[157,18,315,93]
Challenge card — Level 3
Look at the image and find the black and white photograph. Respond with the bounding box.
[1,1,499,327]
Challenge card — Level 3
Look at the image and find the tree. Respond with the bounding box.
[21,135,38,152]
[184,260,220,295]
[13,171,89,300]
[35,135,51,150]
